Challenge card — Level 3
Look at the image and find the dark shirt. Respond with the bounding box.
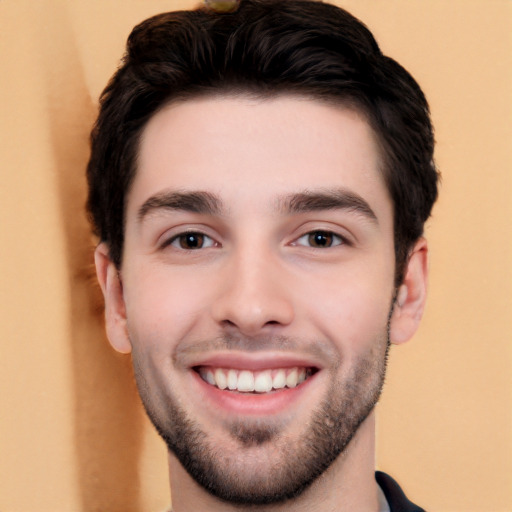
[376,471,426,512]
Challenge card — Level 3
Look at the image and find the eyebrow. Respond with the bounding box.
[137,188,378,224]
[279,189,378,223]
[137,190,223,222]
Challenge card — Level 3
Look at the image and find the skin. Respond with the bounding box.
[95,95,428,512]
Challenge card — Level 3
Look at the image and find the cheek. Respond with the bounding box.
[123,268,214,350]
[297,267,393,357]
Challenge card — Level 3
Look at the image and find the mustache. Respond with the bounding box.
[173,333,339,366]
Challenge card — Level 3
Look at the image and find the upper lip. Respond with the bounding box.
[188,351,324,372]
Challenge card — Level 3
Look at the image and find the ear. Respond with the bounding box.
[94,243,132,354]
[389,237,429,345]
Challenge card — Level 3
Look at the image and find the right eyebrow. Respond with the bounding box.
[278,189,378,224]
[137,190,223,222]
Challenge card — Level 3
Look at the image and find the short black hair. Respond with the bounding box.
[87,0,439,284]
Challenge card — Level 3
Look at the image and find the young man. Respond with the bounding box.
[87,1,438,510]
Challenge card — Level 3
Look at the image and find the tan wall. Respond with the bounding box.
[1,1,510,511]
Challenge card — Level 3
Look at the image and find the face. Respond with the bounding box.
[96,95,426,505]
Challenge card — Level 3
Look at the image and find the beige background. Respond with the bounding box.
[1,1,511,511]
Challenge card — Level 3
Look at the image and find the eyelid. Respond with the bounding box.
[159,228,219,250]
[293,230,346,248]
[288,218,355,246]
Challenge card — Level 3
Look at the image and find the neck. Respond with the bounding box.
[168,411,380,512]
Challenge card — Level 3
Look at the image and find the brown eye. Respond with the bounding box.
[294,230,344,248]
[178,233,205,249]
[308,231,334,248]
[166,232,216,250]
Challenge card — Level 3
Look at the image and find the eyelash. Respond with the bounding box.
[161,229,347,251]
[162,231,217,250]
[294,230,346,249]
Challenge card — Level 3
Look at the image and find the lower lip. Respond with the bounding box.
[190,370,318,416]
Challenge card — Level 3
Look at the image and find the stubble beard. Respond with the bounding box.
[133,328,390,506]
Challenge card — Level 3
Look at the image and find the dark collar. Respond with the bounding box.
[375,471,426,512]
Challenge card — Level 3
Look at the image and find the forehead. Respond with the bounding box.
[128,95,390,218]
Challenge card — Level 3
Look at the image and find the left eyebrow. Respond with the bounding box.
[277,189,378,224]
[137,190,223,222]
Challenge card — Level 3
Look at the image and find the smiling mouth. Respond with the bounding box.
[195,366,316,393]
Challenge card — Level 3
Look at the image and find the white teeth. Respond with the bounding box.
[272,369,286,389]
[286,367,298,388]
[227,369,238,390]
[205,369,215,386]
[214,368,227,390]
[200,366,313,392]
[254,370,273,393]
[237,370,255,392]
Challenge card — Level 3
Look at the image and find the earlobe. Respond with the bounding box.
[94,243,132,354]
[389,238,429,345]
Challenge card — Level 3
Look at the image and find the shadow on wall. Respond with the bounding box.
[38,4,146,511]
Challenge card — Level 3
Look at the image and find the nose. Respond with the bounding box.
[211,248,295,336]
